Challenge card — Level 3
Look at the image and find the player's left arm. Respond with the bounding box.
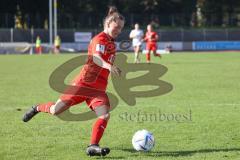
[129,30,135,39]
[151,32,158,42]
[155,33,159,41]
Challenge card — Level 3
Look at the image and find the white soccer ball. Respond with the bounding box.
[132,129,155,151]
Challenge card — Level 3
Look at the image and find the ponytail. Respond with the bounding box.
[108,6,118,16]
[103,6,125,28]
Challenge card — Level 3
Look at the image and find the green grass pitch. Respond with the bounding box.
[0,52,240,160]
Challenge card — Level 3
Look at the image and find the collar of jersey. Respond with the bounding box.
[102,32,115,42]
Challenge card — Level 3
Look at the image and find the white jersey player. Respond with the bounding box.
[129,23,144,63]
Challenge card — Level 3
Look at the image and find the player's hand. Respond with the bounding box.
[110,65,121,77]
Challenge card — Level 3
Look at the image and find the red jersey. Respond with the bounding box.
[77,32,116,91]
[144,31,158,44]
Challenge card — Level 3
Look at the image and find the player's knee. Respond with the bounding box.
[99,113,110,121]
[50,106,59,115]
[50,100,68,115]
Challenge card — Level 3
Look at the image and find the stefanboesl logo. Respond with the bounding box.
[48,54,173,121]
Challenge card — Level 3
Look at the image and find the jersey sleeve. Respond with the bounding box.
[90,36,115,65]
[92,38,107,56]
[153,32,158,41]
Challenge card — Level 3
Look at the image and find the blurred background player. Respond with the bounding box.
[129,23,144,63]
[144,24,161,63]
[22,6,124,157]
[54,35,61,54]
[35,36,42,54]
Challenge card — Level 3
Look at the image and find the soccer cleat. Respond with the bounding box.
[86,144,110,156]
[22,105,39,122]
[154,53,162,58]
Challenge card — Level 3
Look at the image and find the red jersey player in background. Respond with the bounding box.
[144,24,161,63]
[22,6,124,157]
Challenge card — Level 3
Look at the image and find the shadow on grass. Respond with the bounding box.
[95,156,125,159]
[116,147,240,157]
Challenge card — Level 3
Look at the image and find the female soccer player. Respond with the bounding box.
[144,24,161,63]
[22,6,125,157]
[129,23,144,63]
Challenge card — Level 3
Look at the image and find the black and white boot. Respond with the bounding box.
[86,144,110,156]
[22,105,39,122]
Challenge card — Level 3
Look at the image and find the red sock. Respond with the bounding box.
[146,53,150,61]
[90,118,108,145]
[37,102,55,113]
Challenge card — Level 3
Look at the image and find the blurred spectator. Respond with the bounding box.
[165,43,172,53]
[23,14,30,30]
[14,5,23,29]
[44,18,48,30]
[35,36,42,54]
[190,12,197,27]
[150,17,160,29]
[54,35,61,54]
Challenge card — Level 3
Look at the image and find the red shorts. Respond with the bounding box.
[60,84,110,111]
[146,43,157,51]
[35,47,42,54]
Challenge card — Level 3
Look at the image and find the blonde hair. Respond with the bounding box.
[103,6,125,28]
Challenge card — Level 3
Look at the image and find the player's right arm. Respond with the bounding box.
[91,39,121,76]
[152,32,158,41]
[129,30,135,39]
[93,54,121,76]
[144,32,149,42]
